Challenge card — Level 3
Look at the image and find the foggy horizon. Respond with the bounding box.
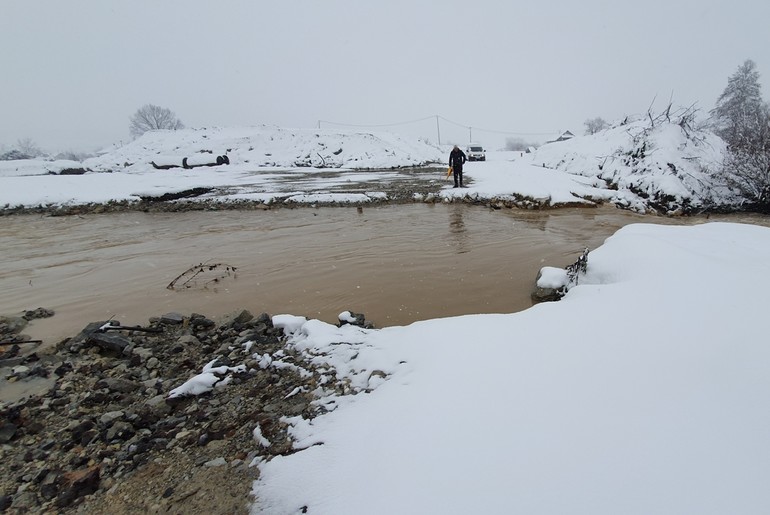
[2,0,769,153]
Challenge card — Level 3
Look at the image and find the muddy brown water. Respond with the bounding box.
[1,204,768,349]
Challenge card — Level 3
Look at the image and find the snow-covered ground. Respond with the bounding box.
[245,221,770,514]
[5,124,769,513]
[0,121,735,213]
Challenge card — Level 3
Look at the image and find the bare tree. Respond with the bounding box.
[1,138,44,160]
[129,104,184,139]
[584,117,609,135]
[18,137,43,157]
[55,150,93,161]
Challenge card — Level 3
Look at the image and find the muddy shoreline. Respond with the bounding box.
[0,192,601,218]
[2,184,757,219]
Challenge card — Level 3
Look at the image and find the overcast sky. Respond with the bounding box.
[2,0,769,152]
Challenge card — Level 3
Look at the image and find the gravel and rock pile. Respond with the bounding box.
[0,308,371,513]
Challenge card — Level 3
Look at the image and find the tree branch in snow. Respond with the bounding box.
[166,262,238,290]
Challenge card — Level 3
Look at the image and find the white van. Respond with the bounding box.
[466,144,486,161]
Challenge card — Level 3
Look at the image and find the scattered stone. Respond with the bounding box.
[0,422,18,443]
[338,310,374,329]
[177,334,201,346]
[70,419,96,441]
[99,410,125,426]
[160,312,185,325]
[221,309,254,327]
[95,377,141,393]
[132,347,153,362]
[10,364,30,377]
[106,421,134,441]
[88,332,131,353]
[190,314,216,330]
[0,315,28,335]
[10,490,39,511]
[56,465,100,507]
[204,457,227,467]
[64,321,109,349]
[0,308,372,514]
[54,361,74,377]
[39,471,61,500]
[0,343,20,360]
[22,307,55,321]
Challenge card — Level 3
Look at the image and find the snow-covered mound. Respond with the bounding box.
[533,116,732,213]
[0,159,85,177]
[83,126,444,173]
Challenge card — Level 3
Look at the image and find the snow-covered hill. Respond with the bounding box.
[83,126,445,173]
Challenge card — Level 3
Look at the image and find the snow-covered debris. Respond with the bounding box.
[252,425,271,448]
[82,126,444,173]
[272,314,386,392]
[536,266,569,289]
[272,315,308,336]
[167,359,246,398]
[167,370,223,398]
[533,115,731,212]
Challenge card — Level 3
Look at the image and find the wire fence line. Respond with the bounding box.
[436,116,557,137]
[318,115,437,129]
[317,114,557,139]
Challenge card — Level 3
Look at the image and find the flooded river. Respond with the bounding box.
[1,204,767,346]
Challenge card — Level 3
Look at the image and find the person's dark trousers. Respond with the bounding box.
[454,167,463,187]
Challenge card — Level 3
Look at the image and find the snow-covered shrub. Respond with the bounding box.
[711,60,770,208]
[533,110,730,213]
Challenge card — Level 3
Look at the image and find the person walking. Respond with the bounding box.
[448,145,467,188]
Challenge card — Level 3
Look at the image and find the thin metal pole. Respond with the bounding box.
[436,115,441,145]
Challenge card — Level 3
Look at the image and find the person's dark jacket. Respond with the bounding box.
[449,148,467,169]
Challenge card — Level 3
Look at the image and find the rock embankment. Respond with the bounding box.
[0,309,372,514]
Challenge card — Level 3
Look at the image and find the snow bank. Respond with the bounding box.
[533,116,731,212]
[0,159,84,177]
[251,221,770,514]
